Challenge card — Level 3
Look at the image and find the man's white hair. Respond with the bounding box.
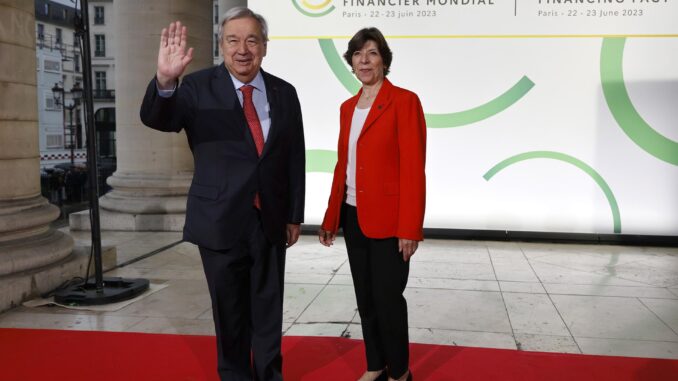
[217,6,269,43]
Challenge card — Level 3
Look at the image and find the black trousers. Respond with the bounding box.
[199,208,285,381]
[342,204,410,379]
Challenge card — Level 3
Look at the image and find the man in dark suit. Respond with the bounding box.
[140,7,305,381]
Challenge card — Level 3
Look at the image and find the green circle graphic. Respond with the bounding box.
[601,38,678,165]
[483,151,621,233]
[318,39,534,128]
[292,0,335,17]
[306,149,337,173]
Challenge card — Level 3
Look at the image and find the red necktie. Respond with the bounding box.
[241,85,265,155]
[240,85,264,209]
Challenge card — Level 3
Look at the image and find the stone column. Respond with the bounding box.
[83,0,216,231]
[0,0,75,311]
[70,0,251,231]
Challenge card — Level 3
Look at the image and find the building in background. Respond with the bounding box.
[35,0,117,201]
[35,0,86,169]
[89,0,116,162]
[34,0,117,166]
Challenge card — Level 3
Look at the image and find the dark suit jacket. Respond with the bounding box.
[321,78,426,241]
[140,65,305,250]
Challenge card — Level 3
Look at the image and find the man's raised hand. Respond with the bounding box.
[156,21,194,90]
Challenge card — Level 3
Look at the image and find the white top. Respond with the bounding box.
[345,106,370,207]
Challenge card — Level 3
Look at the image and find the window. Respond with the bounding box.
[44,3,49,16]
[46,134,64,148]
[37,24,44,40]
[94,34,105,57]
[214,3,219,24]
[74,53,80,72]
[95,71,107,90]
[45,91,59,110]
[94,6,105,25]
[62,9,67,20]
[44,59,61,72]
[214,34,219,56]
[56,28,62,45]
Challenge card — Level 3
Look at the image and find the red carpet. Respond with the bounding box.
[1,328,676,380]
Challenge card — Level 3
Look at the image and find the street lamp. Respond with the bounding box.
[51,82,64,107]
[66,83,83,166]
[52,82,83,166]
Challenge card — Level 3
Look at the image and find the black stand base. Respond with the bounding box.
[53,277,150,306]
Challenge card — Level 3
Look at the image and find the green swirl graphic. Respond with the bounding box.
[292,0,335,17]
[483,151,621,233]
[425,77,535,128]
[318,39,535,127]
[601,38,678,165]
[306,149,337,173]
[318,39,361,94]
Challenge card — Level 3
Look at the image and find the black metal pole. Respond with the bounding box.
[54,0,149,306]
[68,106,75,166]
[77,0,104,292]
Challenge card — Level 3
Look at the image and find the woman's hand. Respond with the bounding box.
[318,229,336,247]
[156,21,194,90]
[398,238,418,261]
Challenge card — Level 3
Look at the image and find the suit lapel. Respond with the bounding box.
[360,78,394,137]
[260,70,278,159]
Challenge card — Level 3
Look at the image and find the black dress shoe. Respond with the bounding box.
[386,369,412,381]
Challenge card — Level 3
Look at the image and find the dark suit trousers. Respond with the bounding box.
[342,204,410,379]
[199,208,285,381]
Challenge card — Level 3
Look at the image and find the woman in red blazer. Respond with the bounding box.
[319,28,426,381]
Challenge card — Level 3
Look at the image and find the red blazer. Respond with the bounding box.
[321,78,426,241]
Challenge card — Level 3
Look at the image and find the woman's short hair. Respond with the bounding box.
[218,6,268,43]
[343,27,392,76]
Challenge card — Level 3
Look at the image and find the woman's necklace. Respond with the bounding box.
[361,82,382,101]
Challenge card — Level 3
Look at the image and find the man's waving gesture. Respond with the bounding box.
[156,21,193,90]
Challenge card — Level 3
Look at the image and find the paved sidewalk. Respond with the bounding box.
[2,230,677,359]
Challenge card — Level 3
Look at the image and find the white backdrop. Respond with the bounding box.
[250,0,678,235]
